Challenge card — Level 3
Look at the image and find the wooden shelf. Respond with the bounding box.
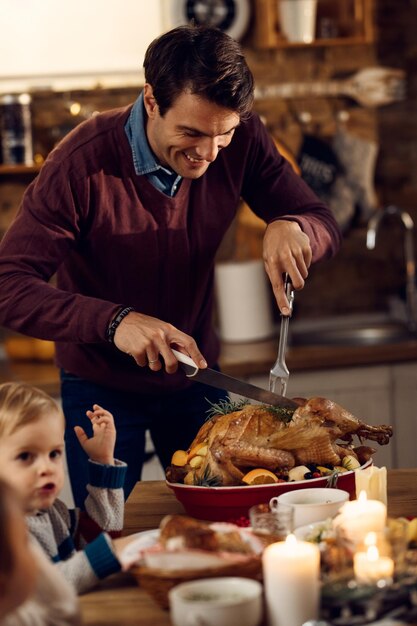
[0,164,41,175]
[252,0,374,50]
[273,35,373,48]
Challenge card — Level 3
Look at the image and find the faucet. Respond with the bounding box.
[366,205,417,332]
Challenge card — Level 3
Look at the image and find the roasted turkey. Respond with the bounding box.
[167,397,393,486]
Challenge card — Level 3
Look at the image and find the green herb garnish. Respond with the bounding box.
[193,465,222,487]
[265,405,295,423]
[204,397,249,419]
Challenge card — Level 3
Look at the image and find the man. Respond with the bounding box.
[0,25,341,505]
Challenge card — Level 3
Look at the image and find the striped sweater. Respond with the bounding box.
[27,459,127,594]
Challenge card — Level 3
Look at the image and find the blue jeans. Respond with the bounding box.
[61,370,228,507]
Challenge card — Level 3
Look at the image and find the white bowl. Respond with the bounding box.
[169,576,263,626]
[271,487,349,529]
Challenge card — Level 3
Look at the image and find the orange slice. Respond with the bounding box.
[171,449,188,467]
[242,468,279,485]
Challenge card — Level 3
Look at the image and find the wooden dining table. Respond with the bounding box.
[79,470,417,626]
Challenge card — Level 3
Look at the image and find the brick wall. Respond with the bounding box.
[1,0,416,321]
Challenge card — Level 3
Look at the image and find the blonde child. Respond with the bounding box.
[0,382,132,594]
[0,478,81,625]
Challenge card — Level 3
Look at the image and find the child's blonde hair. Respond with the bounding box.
[0,382,63,438]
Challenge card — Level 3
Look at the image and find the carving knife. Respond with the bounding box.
[172,349,298,410]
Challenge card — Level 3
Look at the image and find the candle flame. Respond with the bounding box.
[358,490,368,502]
[367,545,379,561]
[364,531,377,546]
[285,533,297,547]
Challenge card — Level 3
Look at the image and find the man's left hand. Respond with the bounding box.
[263,220,312,314]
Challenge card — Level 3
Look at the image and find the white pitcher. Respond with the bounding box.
[278,0,318,44]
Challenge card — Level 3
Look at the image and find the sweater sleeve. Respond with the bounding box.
[56,533,120,594]
[238,114,342,262]
[82,458,127,534]
[27,494,123,594]
[0,157,122,342]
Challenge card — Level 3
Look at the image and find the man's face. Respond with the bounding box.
[143,85,240,179]
[0,412,65,513]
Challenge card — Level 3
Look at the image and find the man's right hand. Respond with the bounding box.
[113,311,207,373]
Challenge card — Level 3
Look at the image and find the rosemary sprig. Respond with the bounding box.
[266,405,295,423]
[204,397,295,422]
[204,397,249,420]
[193,465,223,487]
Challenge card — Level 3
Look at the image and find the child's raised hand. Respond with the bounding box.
[74,404,116,465]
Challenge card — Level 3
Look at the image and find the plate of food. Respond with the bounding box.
[119,529,160,569]
[166,397,392,521]
[128,514,264,609]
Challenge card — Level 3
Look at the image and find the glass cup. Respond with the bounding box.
[333,517,409,586]
[249,503,293,542]
[385,517,409,576]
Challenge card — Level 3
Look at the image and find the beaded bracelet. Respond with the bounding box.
[106,306,134,343]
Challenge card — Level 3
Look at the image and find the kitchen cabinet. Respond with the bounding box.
[0,164,40,175]
[142,431,166,481]
[247,361,417,471]
[252,0,374,49]
[392,364,417,470]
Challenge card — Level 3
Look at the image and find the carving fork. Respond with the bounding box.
[269,274,294,396]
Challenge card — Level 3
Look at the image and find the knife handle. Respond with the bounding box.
[171,348,199,376]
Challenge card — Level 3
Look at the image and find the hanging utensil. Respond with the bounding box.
[254,66,406,108]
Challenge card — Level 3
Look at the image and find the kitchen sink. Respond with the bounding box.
[289,312,417,347]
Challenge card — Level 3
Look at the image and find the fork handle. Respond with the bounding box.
[284,273,295,315]
[274,275,294,367]
[276,316,289,365]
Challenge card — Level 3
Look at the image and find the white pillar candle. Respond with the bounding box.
[355,466,387,505]
[335,491,387,543]
[262,534,320,626]
[354,542,394,585]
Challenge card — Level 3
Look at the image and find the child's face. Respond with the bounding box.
[0,411,65,513]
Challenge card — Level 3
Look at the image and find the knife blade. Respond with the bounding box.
[172,349,298,410]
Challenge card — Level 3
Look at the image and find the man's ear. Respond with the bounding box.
[143,84,158,118]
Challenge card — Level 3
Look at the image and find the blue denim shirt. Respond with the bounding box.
[124,92,182,197]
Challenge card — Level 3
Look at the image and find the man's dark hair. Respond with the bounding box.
[143,24,254,118]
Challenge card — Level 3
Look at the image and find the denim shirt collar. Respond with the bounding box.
[124,92,182,196]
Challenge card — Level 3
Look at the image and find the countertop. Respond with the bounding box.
[221,336,417,376]
[2,337,417,396]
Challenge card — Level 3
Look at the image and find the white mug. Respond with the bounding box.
[270,488,349,528]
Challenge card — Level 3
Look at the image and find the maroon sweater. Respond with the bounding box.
[0,106,341,392]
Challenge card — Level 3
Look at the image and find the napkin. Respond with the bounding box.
[355,465,387,505]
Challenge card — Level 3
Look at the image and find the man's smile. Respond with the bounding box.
[184,152,204,163]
